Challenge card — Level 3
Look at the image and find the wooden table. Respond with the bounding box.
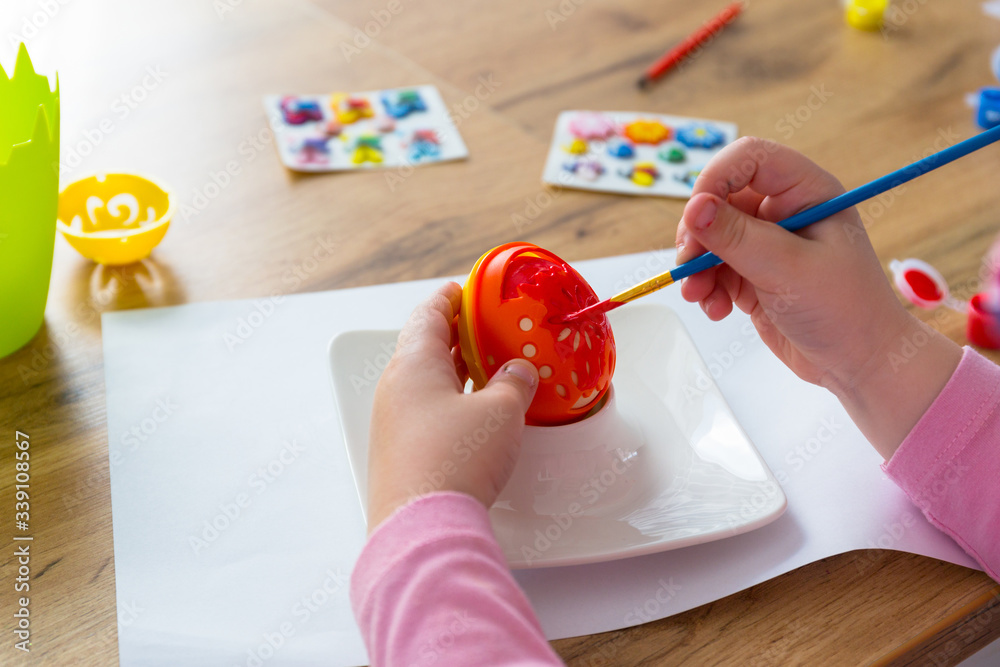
[3,0,999,664]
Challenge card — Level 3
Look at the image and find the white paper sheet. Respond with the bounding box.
[103,250,978,666]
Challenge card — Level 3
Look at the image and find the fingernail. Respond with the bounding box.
[676,231,688,253]
[503,361,537,388]
[692,199,717,230]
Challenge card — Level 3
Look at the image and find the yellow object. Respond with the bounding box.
[331,92,375,124]
[57,173,173,265]
[351,145,383,164]
[846,0,887,31]
[630,162,659,187]
[564,138,588,154]
[624,119,671,145]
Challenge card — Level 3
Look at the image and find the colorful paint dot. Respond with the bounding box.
[904,269,943,302]
[555,384,567,397]
[564,138,589,154]
[522,344,537,358]
[607,139,635,159]
[568,112,616,141]
[624,119,671,145]
[659,145,686,163]
[675,123,726,149]
[519,317,533,331]
[539,365,553,379]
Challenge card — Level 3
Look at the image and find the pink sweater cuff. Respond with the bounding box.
[884,347,1000,581]
[351,491,563,666]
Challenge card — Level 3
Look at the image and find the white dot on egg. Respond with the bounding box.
[522,344,537,358]
[519,318,533,331]
[573,332,581,351]
[555,384,567,397]
[539,365,552,379]
[487,355,495,366]
[571,371,578,386]
[557,328,571,341]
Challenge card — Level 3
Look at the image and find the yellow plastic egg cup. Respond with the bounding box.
[57,173,173,265]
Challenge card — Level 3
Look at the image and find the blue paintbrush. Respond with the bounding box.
[564,124,1000,321]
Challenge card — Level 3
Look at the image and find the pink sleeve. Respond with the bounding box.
[351,491,564,666]
[883,347,1000,582]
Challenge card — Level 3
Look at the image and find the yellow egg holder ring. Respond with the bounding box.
[57,173,172,265]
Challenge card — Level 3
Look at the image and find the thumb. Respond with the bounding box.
[479,359,539,419]
[683,193,805,291]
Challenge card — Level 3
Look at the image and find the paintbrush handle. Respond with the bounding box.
[663,124,1000,285]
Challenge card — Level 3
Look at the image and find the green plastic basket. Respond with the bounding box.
[0,43,60,358]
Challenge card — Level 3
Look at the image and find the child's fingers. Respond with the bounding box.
[693,137,844,220]
[701,281,735,321]
[391,283,467,393]
[452,346,470,385]
[727,187,765,218]
[683,193,807,294]
[679,266,718,304]
[675,219,711,265]
[397,282,462,354]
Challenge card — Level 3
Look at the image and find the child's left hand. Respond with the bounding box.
[366,282,539,532]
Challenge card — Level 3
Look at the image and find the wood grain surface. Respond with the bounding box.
[1,0,998,664]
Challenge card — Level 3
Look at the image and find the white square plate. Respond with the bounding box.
[329,304,786,568]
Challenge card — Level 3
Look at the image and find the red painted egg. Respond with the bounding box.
[458,242,616,425]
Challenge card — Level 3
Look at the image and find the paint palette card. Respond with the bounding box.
[542,111,738,198]
[263,85,468,173]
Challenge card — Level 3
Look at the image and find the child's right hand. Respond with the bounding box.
[675,137,962,458]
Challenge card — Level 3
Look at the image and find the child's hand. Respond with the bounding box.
[366,282,539,532]
[676,137,961,458]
